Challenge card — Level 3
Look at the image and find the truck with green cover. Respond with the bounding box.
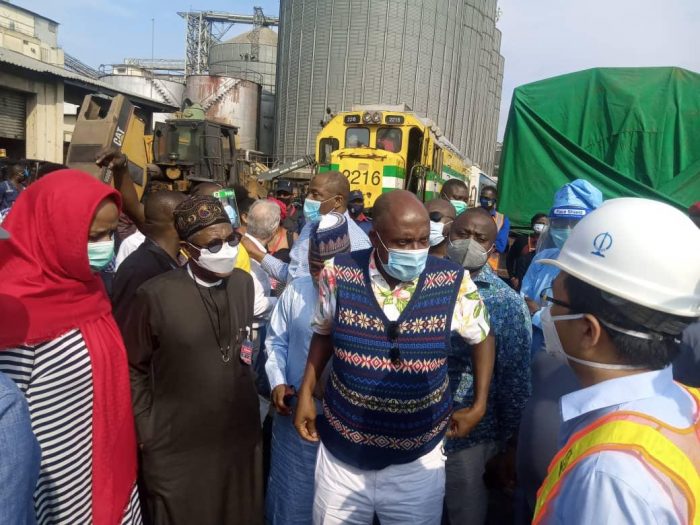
[498,67,700,227]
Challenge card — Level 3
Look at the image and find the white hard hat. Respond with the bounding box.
[540,197,700,317]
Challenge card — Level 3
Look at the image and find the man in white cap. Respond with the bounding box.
[531,198,700,524]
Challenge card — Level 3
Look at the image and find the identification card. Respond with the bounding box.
[240,338,253,365]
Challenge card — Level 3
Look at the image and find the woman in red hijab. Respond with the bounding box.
[0,170,141,524]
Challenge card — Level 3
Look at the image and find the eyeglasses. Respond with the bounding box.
[429,211,455,223]
[387,321,402,367]
[540,289,573,310]
[188,232,242,253]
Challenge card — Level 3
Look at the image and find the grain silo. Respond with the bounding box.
[99,65,185,109]
[209,27,277,154]
[275,0,504,175]
[183,76,260,150]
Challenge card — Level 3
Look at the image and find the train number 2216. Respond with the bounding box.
[343,169,381,186]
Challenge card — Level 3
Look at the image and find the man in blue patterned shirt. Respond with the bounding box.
[445,208,532,525]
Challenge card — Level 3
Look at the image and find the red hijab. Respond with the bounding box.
[0,170,137,524]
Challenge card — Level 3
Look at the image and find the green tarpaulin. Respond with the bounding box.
[498,67,700,227]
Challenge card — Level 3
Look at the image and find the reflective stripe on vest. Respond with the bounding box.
[533,386,700,524]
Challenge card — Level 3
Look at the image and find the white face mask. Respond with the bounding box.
[533,223,547,234]
[429,220,451,247]
[540,307,646,370]
[191,243,239,276]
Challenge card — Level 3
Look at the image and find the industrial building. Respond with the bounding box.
[0,1,176,163]
[209,26,277,154]
[275,0,504,175]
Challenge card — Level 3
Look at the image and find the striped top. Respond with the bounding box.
[0,329,142,524]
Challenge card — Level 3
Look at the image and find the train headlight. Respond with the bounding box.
[363,112,372,123]
[372,112,382,123]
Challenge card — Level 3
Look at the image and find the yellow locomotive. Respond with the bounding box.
[316,105,472,207]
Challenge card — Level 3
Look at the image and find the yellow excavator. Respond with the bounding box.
[66,94,241,198]
[66,94,316,200]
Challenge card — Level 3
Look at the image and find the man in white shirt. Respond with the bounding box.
[245,199,281,420]
[114,229,145,269]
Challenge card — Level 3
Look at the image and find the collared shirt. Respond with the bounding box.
[544,367,695,524]
[446,264,531,452]
[265,275,317,391]
[261,210,371,283]
[244,233,277,323]
[352,213,373,235]
[0,372,40,525]
[312,250,489,346]
[115,230,146,269]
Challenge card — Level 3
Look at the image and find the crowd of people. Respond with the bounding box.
[0,152,699,525]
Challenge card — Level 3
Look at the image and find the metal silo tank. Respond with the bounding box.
[209,27,278,93]
[99,66,185,108]
[209,28,277,154]
[184,75,260,151]
[276,0,503,170]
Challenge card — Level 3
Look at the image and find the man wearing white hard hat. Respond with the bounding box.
[531,198,700,524]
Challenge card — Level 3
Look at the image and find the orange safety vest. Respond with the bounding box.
[487,212,505,270]
[533,385,700,524]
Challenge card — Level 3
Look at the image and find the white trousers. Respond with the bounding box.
[313,442,446,525]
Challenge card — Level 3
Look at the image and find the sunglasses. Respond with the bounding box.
[387,321,402,367]
[429,211,455,223]
[188,232,241,253]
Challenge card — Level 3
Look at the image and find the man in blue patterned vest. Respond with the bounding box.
[294,190,495,525]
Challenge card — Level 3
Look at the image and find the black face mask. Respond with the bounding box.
[348,203,363,217]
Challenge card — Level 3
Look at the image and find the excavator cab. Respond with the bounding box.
[153,104,238,189]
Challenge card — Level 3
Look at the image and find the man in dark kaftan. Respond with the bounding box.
[123,195,263,525]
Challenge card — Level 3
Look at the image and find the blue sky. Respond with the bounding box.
[16,0,700,139]
[17,0,280,67]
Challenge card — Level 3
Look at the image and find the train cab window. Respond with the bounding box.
[345,127,369,148]
[319,138,339,165]
[376,128,402,153]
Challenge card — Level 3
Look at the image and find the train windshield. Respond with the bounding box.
[346,127,369,148]
[376,128,402,153]
[319,137,339,164]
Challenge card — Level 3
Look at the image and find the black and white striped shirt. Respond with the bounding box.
[0,329,142,524]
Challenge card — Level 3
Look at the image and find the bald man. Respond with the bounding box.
[294,190,494,525]
[112,190,186,327]
[242,171,371,282]
[425,198,457,258]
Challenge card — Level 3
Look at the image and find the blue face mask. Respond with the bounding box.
[87,239,115,271]
[303,196,335,223]
[550,227,571,249]
[480,197,496,209]
[377,234,429,282]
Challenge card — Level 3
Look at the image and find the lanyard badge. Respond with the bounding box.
[240,326,253,366]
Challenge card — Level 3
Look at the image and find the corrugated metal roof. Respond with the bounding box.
[0,47,178,112]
